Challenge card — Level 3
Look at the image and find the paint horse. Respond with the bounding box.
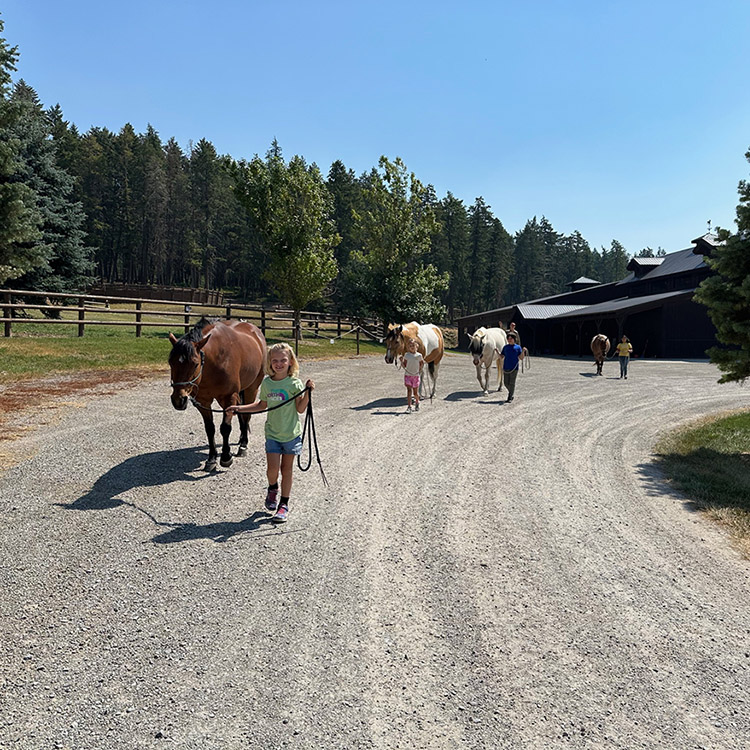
[169,318,266,471]
[468,326,508,395]
[591,333,610,376]
[384,322,445,399]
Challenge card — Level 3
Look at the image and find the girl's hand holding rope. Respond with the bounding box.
[221,380,326,486]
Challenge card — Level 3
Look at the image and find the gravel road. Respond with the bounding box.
[1,353,749,750]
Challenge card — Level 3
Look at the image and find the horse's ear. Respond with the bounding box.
[195,333,211,351]
[169,333,178,346]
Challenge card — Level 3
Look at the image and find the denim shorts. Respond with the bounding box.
[265,436,303,455]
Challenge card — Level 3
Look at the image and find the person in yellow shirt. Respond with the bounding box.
[616,335,633,379]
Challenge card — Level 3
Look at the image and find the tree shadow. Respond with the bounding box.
[636,448,750,515]
[58,446,211,511]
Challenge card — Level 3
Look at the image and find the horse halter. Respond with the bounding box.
[170,349,205,389]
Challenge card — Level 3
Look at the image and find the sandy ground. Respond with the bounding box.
[1,353,749,750]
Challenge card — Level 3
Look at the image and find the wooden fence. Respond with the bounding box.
[0,288,382,353]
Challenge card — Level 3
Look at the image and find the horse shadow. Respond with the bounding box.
[58,446,210,512]
[444,390,486,401]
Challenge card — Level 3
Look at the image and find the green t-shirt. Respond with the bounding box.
[259,375,304,441]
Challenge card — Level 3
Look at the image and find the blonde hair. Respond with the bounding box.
[265,342,300,378]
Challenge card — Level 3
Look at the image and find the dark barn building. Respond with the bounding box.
[456,234,719,359]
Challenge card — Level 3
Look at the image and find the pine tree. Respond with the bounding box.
[695,148,750,383]
[0,21,43,284]
[430,192,470,318]
[10,81,94,294]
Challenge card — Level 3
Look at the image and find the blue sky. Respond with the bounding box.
[4,1,750,255]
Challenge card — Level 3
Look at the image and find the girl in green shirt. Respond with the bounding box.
[227,342,314,524]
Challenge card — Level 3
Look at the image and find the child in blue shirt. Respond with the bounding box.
[499,333,525,403]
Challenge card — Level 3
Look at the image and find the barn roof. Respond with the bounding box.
[551,289,695,319]
[517,303,588,320]
[641,246,707,278]
[569,276,600,285]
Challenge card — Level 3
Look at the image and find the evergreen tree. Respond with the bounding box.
[0,20,43,284]
[484,216,514,309]
[327,159,362,269]
[466,197,494,311]
[695,148,750,383]
[429,192,470,318]
[162,137,190,285]
[10,81,94,294]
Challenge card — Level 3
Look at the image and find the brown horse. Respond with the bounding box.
[591,333,610,376]
[169,318,266,471]
[384,322,445,398]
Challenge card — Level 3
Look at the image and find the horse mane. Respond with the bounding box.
[172,317,218,358]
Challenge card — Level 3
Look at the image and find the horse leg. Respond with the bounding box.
[201,410,218,472]
[429,361,438,398]
[475,363,485,394]
[219,411,234,467]
[236,389,250,457]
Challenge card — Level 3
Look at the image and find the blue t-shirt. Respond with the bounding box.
[501,343,523,371]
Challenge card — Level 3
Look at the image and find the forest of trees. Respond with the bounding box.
[0,18,632,323]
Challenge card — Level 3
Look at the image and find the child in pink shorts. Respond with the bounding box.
[400,337,424,413]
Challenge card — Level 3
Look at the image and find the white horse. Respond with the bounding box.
[468,326,508,395]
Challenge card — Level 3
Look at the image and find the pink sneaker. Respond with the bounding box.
[272,505,289,524]
[264,488,278,512]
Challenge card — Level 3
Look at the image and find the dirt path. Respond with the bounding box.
[1,354,749,749]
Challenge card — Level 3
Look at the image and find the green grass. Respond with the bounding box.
[0,326,383,382]
[654,410,750,556]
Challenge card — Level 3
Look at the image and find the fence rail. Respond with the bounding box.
[0,288,382,353]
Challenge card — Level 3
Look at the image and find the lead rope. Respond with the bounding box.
[297,390,328,486]
[188,386,328,486]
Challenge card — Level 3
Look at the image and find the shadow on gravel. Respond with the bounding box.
[350,397,407,412]
[444,390,483,401]
[151,511,278,544]
[58,446,209,512]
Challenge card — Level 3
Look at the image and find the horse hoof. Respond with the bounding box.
[236,446,247,457]
[204,460,217,472]
[220,456,234,468]
[483,390,489,396]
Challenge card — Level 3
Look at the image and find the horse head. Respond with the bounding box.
[468,329,487,366]
[384,324,405,365]
[168,331,211,410]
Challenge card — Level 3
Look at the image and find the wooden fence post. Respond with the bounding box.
[184,304,191,334]
[356,322,360,355]
[78,297,85,337]
[261,308,266,335]
[135,300,142,338]
[3,292,11,337]
[337,316,341,337]
[226,303,231,319]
